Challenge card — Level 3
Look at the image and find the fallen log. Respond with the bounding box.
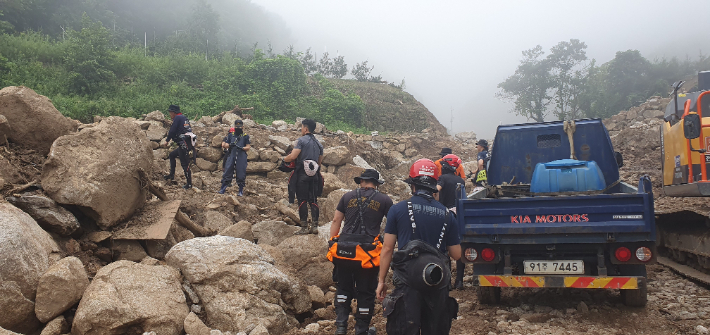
[138,169,168,201]
[275,200,300,225]
[175,210,213,237]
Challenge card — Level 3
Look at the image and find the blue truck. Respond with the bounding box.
[456,119,656,307]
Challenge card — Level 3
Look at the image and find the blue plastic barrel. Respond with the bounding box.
[530,159,606,193]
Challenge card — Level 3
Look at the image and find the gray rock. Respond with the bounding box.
[197,158,218,172]
[165,236,311,334]
[202,211,233,233]
[72,261,188,335]
[222,113,241,126]
[145,111,166,123]
[198,147,224,163]
[112,240,148,262]
[219,220,254,242]
[322,146,350,166]
[145,123,166,141]
[246,162,277,173]
[39,316,68,335]
[352,156,375,170]
[252,220,300,246]
[0,203,60,334]
[35,257,89,323]
[184,312,210,335]
[268,135,293,151]
[6,195,80,236]
[278,235,334,290]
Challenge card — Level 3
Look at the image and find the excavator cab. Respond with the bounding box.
[661,71,710,196]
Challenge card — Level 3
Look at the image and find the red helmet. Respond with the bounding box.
[408,159,439,191]
[441,154,462,169]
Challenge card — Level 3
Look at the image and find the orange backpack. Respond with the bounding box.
[327,189,383,268]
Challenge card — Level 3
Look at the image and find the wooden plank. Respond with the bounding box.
[113,200,181,240]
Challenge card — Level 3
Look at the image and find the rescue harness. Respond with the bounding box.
[327,188,384,268]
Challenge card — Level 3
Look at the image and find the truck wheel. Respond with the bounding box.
[476,286,501,304]
[620,279,647,307]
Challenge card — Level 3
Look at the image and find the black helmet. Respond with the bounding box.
[168,105,180,113]
[234,119,243,127]
[476,139,488,149]
[354,169,383,185]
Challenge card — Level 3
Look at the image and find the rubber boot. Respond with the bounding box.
[183,170,192,190]
[218,184,228,194]
[355,317,373,335]
[309,221,319,234]
[238,185,244,197]
[368,327,377,335]
[454,279,464,290]
[163,174,174,180]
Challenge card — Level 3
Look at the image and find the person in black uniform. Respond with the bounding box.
[472,139,491,191]
[163,105,193,189]
[329,169,393,335]
[284,119,323,235]
[377,159,461,335]
[436,154,467,290]
[219,119,251,196]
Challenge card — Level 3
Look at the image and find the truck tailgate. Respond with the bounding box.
[458,193,655,244]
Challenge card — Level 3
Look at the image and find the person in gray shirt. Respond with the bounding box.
[284,119,324,234]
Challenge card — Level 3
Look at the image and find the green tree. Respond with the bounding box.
[317,51,333,77]
[351,60,373,81]
[330,55,347,79]
[64,13,116,94]
[547,39,589,120]
[299,48,317,74]
[497,45,552,122]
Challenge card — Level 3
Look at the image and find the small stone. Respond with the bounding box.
[303,323,320,333]
[191,304,202,314]
[577,301,589,314]
[249,324,269,335]
[210,330,223,335]
[697,325,709,334]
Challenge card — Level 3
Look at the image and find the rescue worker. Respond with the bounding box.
[434,148,466,179]
[284,119,323,235]
[435,154,467,290]
[163,105,193,189]
[376,159,461,335]
[219,119,251,196]
[328,169,393,335]
[472,139,490,192]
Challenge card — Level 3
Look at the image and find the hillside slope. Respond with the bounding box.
[326,79,446,133]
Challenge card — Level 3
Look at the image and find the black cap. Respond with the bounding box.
[439,147,452,157]
[476,139,488,148]
[234,119,243,127]
[354,169,383,185]
[168,105,180,113]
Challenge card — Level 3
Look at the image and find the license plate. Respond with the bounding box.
[523,260,584,274]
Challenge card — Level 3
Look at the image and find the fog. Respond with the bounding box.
[250,0,710,138]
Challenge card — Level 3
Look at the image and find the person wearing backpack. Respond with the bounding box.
[327,169,393,335]
[283,119,323,235]
[219,119,251,196]
[376,159,461,335]
[163,105,194,190]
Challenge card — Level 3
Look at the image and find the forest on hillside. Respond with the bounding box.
[0,0,395,131]
[498,39,710,122]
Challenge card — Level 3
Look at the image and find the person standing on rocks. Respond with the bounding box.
[376,159,461,335]
[471,139,490,192]
[327,169,393,335]
[284,119,324,235]
[219,119,251,196]
[435,154,467,290]
[434,148,466,179]
[163,105,194,189]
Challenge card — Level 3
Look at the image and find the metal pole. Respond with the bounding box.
[144,32,147,57]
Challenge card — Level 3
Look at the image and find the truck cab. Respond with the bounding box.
[457,119,656,307]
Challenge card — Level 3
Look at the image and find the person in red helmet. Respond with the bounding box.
[376,159,461,335]
[434,148,466,179]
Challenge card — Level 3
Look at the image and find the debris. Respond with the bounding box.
[34,257,90,323]
[6,194,80,236]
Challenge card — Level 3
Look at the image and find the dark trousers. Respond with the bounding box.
[295,171,319,223]
[169,145,191,185]
[385,278,456,335]
[456,260,465,283]
[334,259,378,334]
[221,150,247,187]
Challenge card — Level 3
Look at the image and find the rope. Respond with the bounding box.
[563,120,577,160]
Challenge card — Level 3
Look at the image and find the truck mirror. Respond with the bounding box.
[615,151,624,168]
[684,113,702,139]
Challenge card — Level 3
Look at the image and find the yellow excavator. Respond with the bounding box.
[658,71,710,276]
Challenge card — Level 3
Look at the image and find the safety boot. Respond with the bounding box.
[183,183,192,190]
[238,185,244,197]
[294,222,311,235]
[454,279,464,290]
[309,221,319,234]
[163,174,174,180]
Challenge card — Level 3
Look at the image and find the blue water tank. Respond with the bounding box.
[530,159,606,193]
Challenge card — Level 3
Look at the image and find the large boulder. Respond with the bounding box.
[252,220,300,246]
[222,113,241,126]
[0,156,22,184]
[41,117,154,229]
[268,135,293,151]
[202,211,233,233]
[145,110,166,123]
[336,164,365,186]
[246,162,277,173]
[0,86,77,154]
[165,236,311,334]
[72,261,188,335]
[277,235,334,290]
[6,195,80,236]
[198,147,224,163]
[321,189,349,223]
[196,158,218,172]
[0,202,60,334]
[322,146,350,166]
[34,256,89,323]
[259,149,281,163]
[321,172,346,197]
[219,220,254,242]
[0,115,10,145]
[144,123,166,141]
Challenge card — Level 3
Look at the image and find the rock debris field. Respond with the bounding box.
[0,86,708,335]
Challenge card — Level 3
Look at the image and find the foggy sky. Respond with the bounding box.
[251,0,710,138]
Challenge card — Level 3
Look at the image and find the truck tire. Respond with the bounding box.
[620,279,647,307]
[476,286,501,304]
